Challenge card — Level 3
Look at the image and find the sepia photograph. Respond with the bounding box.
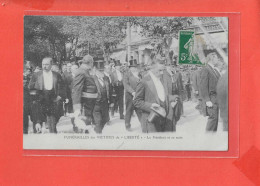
[23,15,229,150]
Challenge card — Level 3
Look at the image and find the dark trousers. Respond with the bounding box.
[205,95,219,132]
[33,122,42,133]
[185,84,191,100]
[125,92,142,128]
[93,101,109,133]
[23,112,29,134]
[46,115,57,133]
[112,86,124,117]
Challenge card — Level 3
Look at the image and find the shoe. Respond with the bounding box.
[126,125,131,131]
[125,123,131,129]
[126,127,132,131]
[73,126,78,133]
[120,115,125,119]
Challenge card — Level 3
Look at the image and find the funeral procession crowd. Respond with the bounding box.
[23,51,228,135]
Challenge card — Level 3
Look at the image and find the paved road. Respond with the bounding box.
[27,100,224,134]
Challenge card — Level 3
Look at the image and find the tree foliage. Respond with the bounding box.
[24,16,188,66]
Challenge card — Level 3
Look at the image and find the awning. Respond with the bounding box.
[138,44,153,51]
[110,50,127,62]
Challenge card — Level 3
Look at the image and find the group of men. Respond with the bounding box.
[23,50,227,134]
[191,52,228,131]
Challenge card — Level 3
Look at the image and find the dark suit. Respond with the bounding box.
[28,71,65,133]
[199,65,221,132]
[184,72,191,100]
[133,72,182,133]
[62,71,74,113]
[217,71,228,131]
[72,66,97,124]
[92,76,110,133]
[123,71,142,129]
[111,70,124,118]
[23,73,31,134]
[191,69,203,114]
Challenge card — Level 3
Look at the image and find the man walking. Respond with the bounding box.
[133,56,181,133]
[28,57,65,133]
[123,59,142,130]
[72,55,98,132]
[200,52,221,132]
[111,60,124,119]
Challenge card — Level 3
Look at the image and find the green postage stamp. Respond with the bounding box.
[178,30,203,65]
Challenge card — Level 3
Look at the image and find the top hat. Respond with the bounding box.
[129,59,139,67]
[147,105,166,123]
[114,60,121,66]
[94,60,105,71]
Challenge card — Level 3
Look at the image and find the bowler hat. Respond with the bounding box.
[147,105,166,123]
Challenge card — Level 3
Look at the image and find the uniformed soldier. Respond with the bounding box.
[72,55,98,132]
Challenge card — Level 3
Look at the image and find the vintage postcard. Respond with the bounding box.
[23,15,228,150]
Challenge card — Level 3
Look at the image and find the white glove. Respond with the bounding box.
[195,90,199,95]
[132,92,136,99]
[206,101,213,107]
[151,103,160,108]
[65,99,69,104]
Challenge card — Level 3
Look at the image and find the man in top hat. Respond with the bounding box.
[110,60,124,119]
[91,65,111,133]
[72,55,98,132]
[123,59,142,130]
[28,57,66,133]
[133,55,181,133]
[199,51,221,132]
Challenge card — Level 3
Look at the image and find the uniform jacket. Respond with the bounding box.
[71,67,97,111]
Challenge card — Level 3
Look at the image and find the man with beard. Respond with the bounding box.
[28,57,65,133]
